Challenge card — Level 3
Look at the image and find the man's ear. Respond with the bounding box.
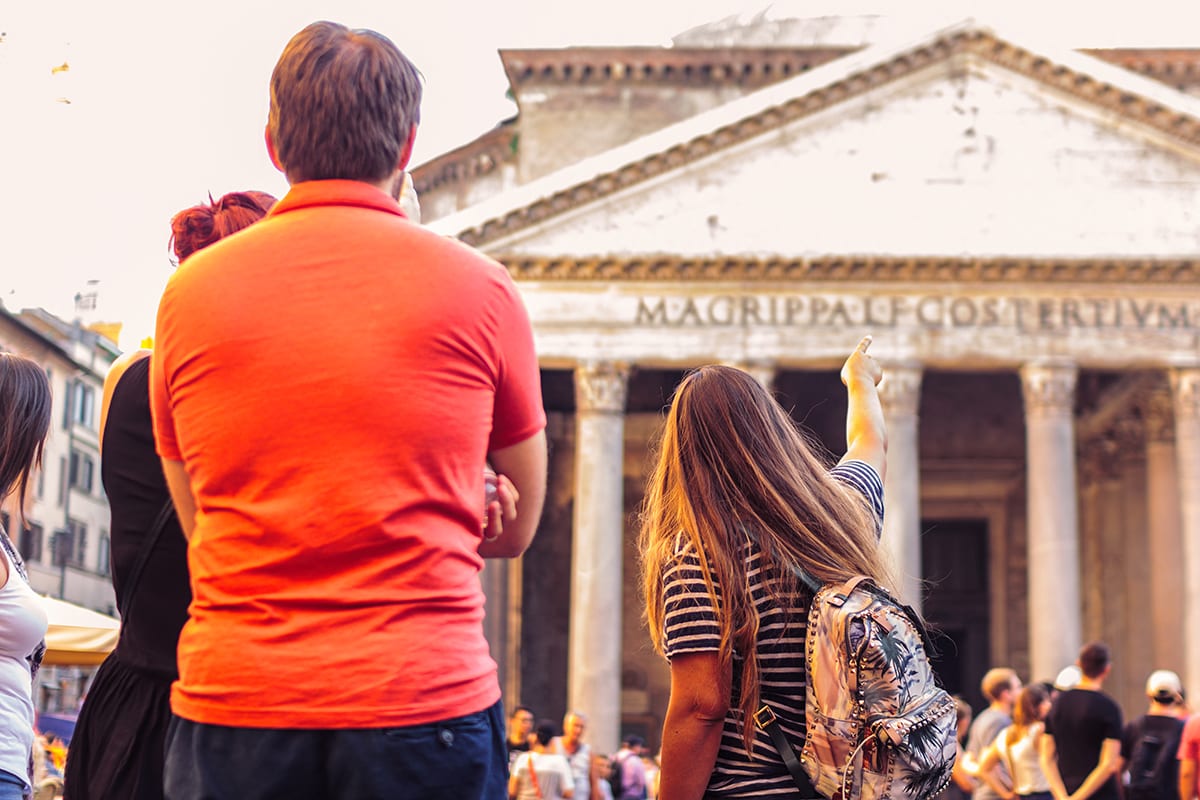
[265,125,284,173]
[397,124,418,171]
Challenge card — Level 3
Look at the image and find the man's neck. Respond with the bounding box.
[989,701,1009,715]
[1076,676,1104,691]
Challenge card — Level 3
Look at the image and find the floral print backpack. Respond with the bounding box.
[759,576,957,800]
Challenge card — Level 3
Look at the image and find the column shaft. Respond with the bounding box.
[1145,390,1184,673]
[1021,363,1082,681]
[878,364,923,611]
[1172,369,1200,696]
[570,363,628,755]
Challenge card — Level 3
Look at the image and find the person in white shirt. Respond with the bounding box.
[978,685,1053,800]
[551,711,599,800]
[511,720,575,800]
[0,355,51,800]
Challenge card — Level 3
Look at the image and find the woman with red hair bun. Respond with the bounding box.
[64,191,275,800]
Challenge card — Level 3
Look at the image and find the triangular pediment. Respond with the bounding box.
[430,21,1200,265]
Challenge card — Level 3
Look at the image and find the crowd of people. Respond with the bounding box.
[504,707,659,800]
[948,644,1200,800]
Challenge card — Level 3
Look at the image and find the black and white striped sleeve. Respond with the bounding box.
[661,542,722,660]
[829,459,885,536]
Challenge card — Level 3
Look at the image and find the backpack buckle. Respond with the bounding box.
[754,705,778,729]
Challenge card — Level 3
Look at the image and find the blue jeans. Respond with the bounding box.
[0,770,25,800]
[163,699,507,800]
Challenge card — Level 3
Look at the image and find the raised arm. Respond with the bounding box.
[838,335,887,480]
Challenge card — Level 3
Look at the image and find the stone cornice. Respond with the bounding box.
[499,46,854,88]
[496,255,1200,283]
[458,30,1200,248]
[412,120,517,195]
[1086,49,1200,89]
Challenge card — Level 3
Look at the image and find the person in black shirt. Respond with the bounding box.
[1040,643,1123,800]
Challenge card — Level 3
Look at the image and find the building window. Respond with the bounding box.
[62,381,95,431]
[68,451,94,494]
[54,521,86,568]
[19,523,43,564]
[70,521,87,568]
[97,531,110,576]
[36,466,44,500]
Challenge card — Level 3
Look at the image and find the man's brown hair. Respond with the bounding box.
[1078,641,1111,679]
[268,21,422,184]
[980,668,1018,702]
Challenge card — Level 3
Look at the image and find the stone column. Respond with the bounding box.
[877,363,923,611]
[570,362,629,755]
[1020,362,1082,681]
[479,560,509,697]
[1171,368,1200,696]
[1145,389,1184,675]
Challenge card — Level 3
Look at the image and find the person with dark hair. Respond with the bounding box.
[1040,642,1122,800]
[62,191,274,800]
[509,721,574,800]
[508,705,536,768]
[611,736,649,800]
[639,336,889,800]
[151,21,546,800]
[0,354,50,800]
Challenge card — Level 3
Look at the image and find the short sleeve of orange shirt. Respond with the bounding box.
[149,180,545,729]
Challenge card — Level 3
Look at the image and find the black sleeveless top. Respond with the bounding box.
[102,356,191,676]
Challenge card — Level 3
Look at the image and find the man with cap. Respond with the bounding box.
[1121,670,1185,800]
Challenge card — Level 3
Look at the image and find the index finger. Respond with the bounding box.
[857,334,873,353]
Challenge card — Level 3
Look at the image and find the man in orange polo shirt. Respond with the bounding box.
[150,21,547,800]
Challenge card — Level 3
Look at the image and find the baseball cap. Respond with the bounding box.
[1054,665,1081,691]
[1146,669,1183,701]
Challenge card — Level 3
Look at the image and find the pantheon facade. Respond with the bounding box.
[414,13,1200,753]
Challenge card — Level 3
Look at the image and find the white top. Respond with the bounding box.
[513,751,575,800]
[551,738,592,800]
[995,726,1052,795]
[0,546,47,790]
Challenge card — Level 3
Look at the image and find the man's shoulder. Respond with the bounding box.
[970,708,1010,738]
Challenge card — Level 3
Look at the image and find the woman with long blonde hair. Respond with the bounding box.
[640,336,889,800]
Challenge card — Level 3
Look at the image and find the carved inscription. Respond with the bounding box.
[633,294,1200,332]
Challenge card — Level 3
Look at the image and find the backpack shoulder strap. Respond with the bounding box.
[829,575,872,605]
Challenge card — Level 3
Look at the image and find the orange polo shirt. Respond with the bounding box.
[150,180,545,729]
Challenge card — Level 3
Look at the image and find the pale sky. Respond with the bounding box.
[3,0,1200,349]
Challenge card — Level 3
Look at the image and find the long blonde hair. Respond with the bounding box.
[640,366,891,747]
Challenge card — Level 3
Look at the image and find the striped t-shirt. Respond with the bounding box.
[661,460,884,798]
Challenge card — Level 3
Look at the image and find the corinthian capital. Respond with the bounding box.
[575,362,629,414]
[877,362,923,418]
[1143,388,1175,443]
[1020,362,1077,418]
[1171,367,1200,422]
